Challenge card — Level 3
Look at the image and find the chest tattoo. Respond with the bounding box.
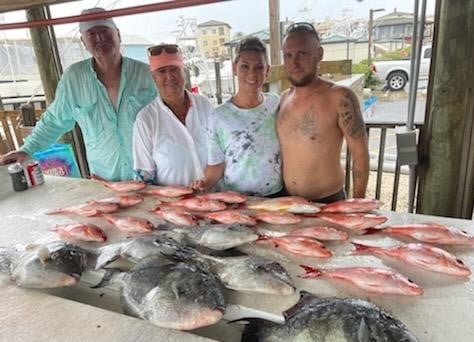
[297,110,316,137]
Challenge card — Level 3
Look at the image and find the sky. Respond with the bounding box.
[0,0,436,43]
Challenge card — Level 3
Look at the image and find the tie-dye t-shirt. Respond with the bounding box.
[207,92,282,196]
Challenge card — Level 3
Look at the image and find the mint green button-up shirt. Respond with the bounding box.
[21,57,157,181]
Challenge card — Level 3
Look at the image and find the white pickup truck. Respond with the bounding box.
[372,45,432,91]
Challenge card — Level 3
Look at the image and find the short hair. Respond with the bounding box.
[234,37,268,63]
[284,22,320,42]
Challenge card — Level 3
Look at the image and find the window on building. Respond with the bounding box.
[213,40,218,46]
[380,26,390,39]
[202,29,207,35]
[219,38,225,44]
[203,41,208,46]
[212,29,217,34]
[393,25,404,38]
[218,27,224,35]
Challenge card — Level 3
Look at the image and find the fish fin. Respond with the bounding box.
[357,317,372,341]
[94,244,123,270]
[232,317,278,341]
[283,291,316,320]
[0,247,13,273]
[36,246,51,264]
[298,265,322,278]
[90,268,121,288]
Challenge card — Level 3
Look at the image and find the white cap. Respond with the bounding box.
[79,7,117,33]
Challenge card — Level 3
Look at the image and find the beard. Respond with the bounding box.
[288,72,315,87]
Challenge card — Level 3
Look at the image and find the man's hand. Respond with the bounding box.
[190,179,207,192]
[0,150,29,165]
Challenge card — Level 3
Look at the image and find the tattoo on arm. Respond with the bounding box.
[338,90,366,138]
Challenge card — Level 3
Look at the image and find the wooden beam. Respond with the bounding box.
[0,0,78,14]
[266,60,352,84]
[417,0,474,218]
[268,0,281,65]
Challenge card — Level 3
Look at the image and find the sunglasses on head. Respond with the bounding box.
[148,44,180,56]
[285,22,317,35]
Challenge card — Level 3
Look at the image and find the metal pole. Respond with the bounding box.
[407,0,428,213]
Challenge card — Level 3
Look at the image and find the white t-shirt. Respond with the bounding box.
[133,91,214,186]
[207,93,282,196]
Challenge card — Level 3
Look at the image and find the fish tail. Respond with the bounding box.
[362,228,382,235]
[298,265,323,278]
[350,242,372,254]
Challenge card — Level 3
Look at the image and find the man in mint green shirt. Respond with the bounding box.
[0,8,156,181]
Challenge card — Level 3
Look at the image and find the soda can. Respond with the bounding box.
[26,161,45,186]
[8,163,28,191]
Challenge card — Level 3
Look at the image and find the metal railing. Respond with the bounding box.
[345,122,424,212]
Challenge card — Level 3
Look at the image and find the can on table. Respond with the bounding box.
[8,163,28,191]
[26,161,44,186]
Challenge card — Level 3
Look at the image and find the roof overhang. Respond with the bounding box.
[0,0,78,14]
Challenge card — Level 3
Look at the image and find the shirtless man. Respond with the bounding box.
[277,22,369,202]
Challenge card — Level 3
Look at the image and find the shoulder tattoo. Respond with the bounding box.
[338,90,366,138]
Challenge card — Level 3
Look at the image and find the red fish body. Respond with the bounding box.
[286,226,349,241]
[47,201,120,217]
[258,236,332,258]
[170,197,227,212]
[317,213,388,230]
[140,186,194,198]
[153,206,197,226]
[254,211,302,225]
[350,242,471,277]
[367,223,474,246]
[205,210,257,226]
[50,223,107,242]
[299,265,423,296]
[92,176,147,192]
[98,194,144,208]
[248,196,321,214]
[103,214,153,233]
[200,191,247,204]
[321,198,383,213]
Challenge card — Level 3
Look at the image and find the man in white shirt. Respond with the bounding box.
[132,44,214,185]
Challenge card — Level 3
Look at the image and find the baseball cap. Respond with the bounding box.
[79,7,117,33]
[148,44,184,71]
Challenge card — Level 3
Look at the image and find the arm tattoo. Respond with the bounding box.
[338,90,366,138]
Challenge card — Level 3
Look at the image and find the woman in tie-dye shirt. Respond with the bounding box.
[191,37,282,196]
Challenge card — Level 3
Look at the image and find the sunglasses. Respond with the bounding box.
[285,22,318,37]
[148,44,180,56]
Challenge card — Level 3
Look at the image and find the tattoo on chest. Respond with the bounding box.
[297,109,317,137]
[338,91,365,138]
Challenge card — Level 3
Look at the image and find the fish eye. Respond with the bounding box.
[456,258,465,265]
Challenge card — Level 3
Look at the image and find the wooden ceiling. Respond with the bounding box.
[0,0,78,14]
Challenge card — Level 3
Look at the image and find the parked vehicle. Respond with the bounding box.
[371,46,432,91]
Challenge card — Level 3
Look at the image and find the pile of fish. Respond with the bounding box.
[3,178,473,337]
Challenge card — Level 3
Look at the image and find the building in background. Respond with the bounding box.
[196,20,231,59]
[374,9,434,46]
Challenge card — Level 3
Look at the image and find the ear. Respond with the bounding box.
[318,46,324,62]
[264,64,270,79]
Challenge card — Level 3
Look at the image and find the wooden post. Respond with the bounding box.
[214,60,222,105]
[26,6,90,178]
[269,0,281,65]
[20,103,36,126]
[417,0,474,218]
[26,7,60,103]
